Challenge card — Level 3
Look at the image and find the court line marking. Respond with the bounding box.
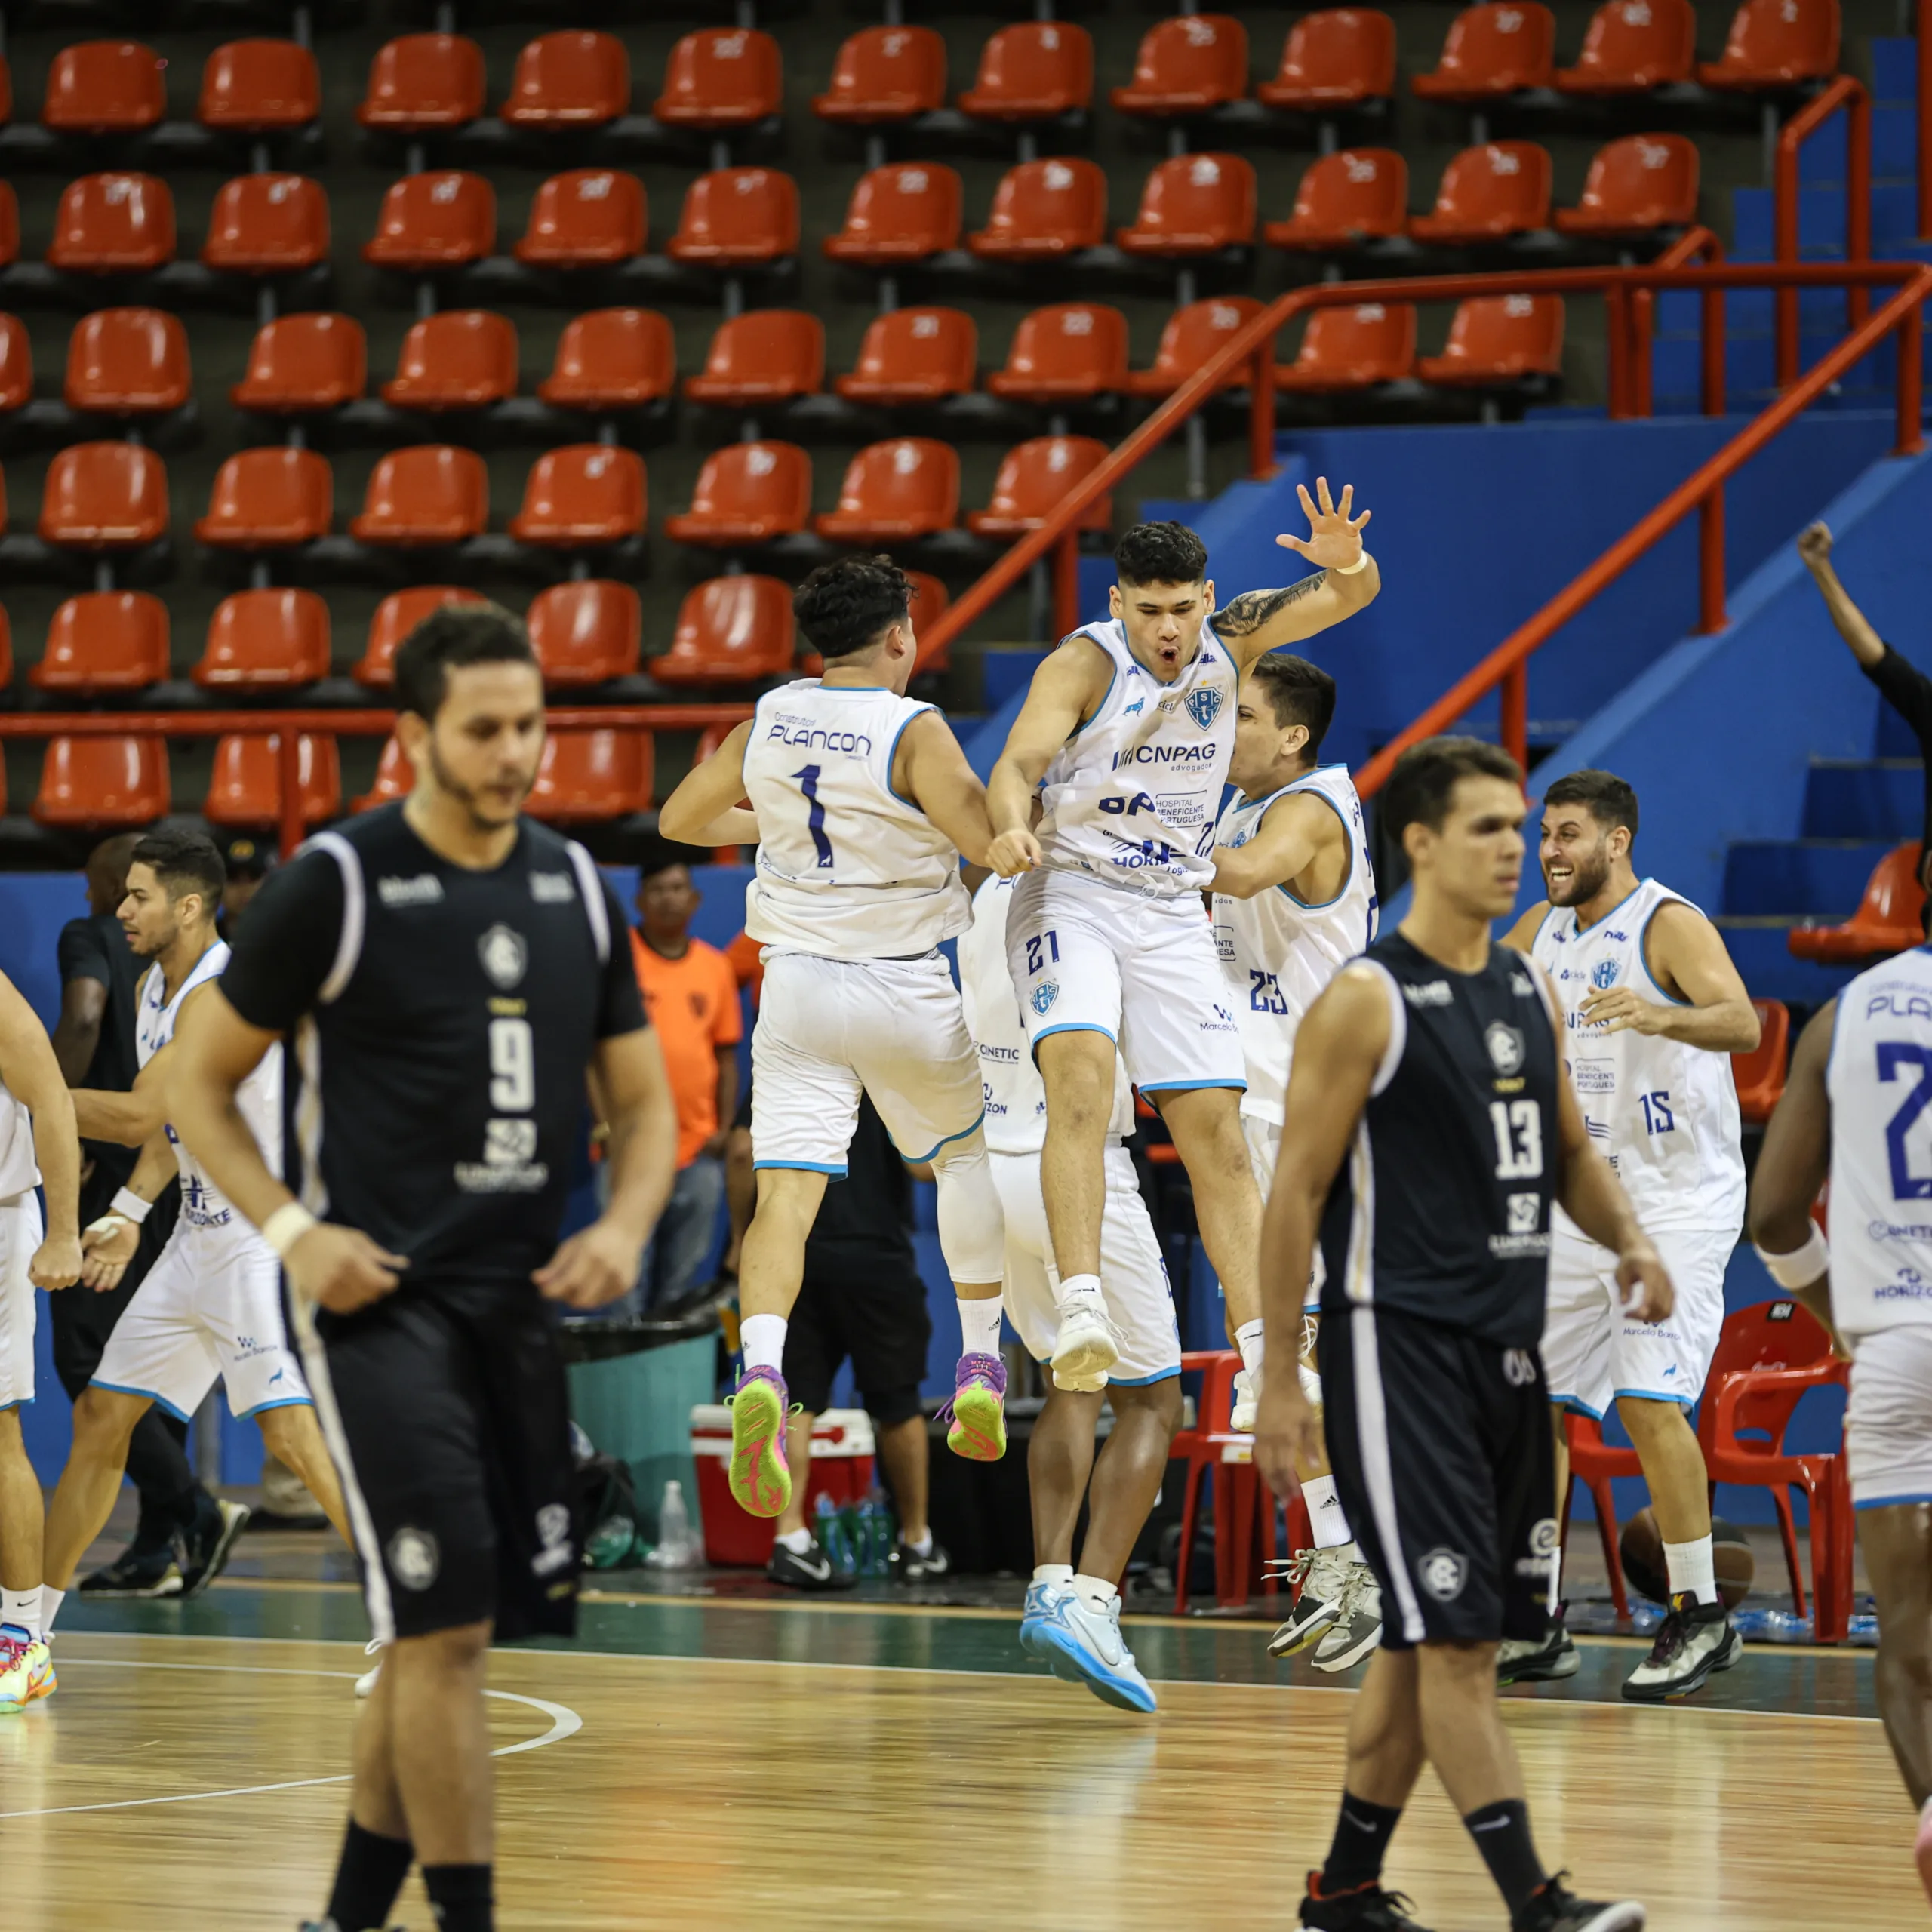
[0,1660,580,1823]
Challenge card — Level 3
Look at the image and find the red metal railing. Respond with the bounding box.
[1774,75,1871,387]
[1622,227,1726,420]
[1921,0,1931,242]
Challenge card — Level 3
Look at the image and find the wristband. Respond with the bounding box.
[110,1187,151,1225]
[261,1201,318,1260]
[1754,1223,1829,1291]
[1331,549,1372,577]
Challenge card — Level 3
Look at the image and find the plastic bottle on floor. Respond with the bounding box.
[644,1480,702,1570]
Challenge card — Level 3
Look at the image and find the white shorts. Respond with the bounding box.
[1847,1324,1932,1510]
[1240,1110,1323,1313]
[752,950,985,1174]
[1541,1221,1735,1418]
[94,1226,311,1422]
[0,1192,42,1411]
[989,1143,1180,1384]
[1007,869,1246,1094]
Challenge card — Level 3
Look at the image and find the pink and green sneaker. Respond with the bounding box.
[728,1364,792,1518]
[941,1353,1008,1462]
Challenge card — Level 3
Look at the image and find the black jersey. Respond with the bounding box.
[219,804,648,1291]
[1318,930,1560,1348]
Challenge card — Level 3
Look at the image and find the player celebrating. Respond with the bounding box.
[168,605,678,1932]
[660,555,1010,1521]
[1209,653,1380,1672]
[959,870,1180,1713]
[1502,771,1759,1699]
[1255,736,1666,1932]
[987,487,1379,1431]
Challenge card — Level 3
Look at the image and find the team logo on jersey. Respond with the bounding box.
[1184,687,1224,731]
[1590,958,1620,991]
[1484,1022,1526,1075]
[1528,1517,1561,1558]
[1032,981,1060,1015]
[1417,1548,1468,1603]
[388,1527,440,1591]
[478,924,528,989]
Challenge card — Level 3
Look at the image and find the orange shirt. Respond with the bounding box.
[628,931,743,1168]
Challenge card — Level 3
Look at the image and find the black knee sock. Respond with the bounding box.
[1463,1798,1548,1918]
[325,1820,413,1932]
[423,1862,493,1932]
[1318,1792,1404,1895]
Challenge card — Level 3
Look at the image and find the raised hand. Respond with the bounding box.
[1796,521,1832,570]
[1277,476,1371,571]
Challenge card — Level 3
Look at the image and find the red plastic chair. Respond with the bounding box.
[1126,296,1264,398]
[66,307,190,416]
[527,729,654,822]
[1411,143,1552,244]
[1112,15,1249,117]
[815,27,946,125]
[502,32,630,128]
[48,173,175,273]
[1415,293,1565,386]
[826,164,962,266]
[0,185,18,270]
[195,588,331,688]
[351,446,488,547]
[232,312,365,415]
[1258,10,1398,110]
[968,437,1111,537]
[0,315,26,416]
[656,577,795,686]
[1733,996,1790,1124]
[1554,134,1700,238]
[968,158,1107,262]
[666,168,798,266]
[1275,302,1417,392]
[1557,0,1697,95]
[383,311,518,412]
[664,441,812,546]
[816,439,958,543]
[0,54,11,128]
[654,28,782,130]
[958,23,1093,122]
[1561,1411,1644,1620]
[509,445,646,548]
[515,170,646,268]
[1788,842,1926,960]
[40,442,168,550]
[199,40,320,133]
[541,309,675,411]
[196,447,331,551]
[364,172,494,271]
[353,587,486,688]
[43,41,165,134]
[1697,0,1839,91]
[358,35,485,132]
[836,308,976,404]
[35,735,168,827]
[202,174,329,275]
[684,310,823,405]
[528,580,641,686]
[204,731,341,828]
[354,735,414,811]
[32,592,168,693]
[1411,3,1557,103]
[1265,149,1410,253]
[1117,153,1256,257]
[988,303,1129,403]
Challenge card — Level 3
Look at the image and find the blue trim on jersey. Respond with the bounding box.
[1063,638,1116,743]
[1570,879,1647,940]
[1857,1492,1932,1511]
[1108,1366,1183,1386]
[1139,1078,1247,1092]
[0,1396,32,1412]
[90,1379,192,1424]
[238,1394,314,1420]
[1032,1021,1118,1048]
[884,704,934,808]
[754,1159,848,1177]
[1613,1386,1694,1409]
[1635,892,1694,1008]
[902,1116,983,1164]
[1548,1392,1605,1420]
[1278,783,1358,911]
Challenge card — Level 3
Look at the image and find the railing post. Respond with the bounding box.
[1921,0,1932,241]
[1698,485,1727,635]
[1848,87,1872,334]
[1249,338,1275,481]
[1898,296,1924,455]
[277,729,304,860]
[1053,527,1080,641]
[1702,278,1727,417]
[1629,288,1655,418]
[1774,129,1799,389]
[1500,661,1528,778]
[1606,285,1632,417]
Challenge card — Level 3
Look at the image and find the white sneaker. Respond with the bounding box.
[1266,1546,1352,1657]
[1311,1564,1383,1674]
[1050,1294,1121,1392]
[1034,1591,1156,1713]
[1230,1367,1259,1432]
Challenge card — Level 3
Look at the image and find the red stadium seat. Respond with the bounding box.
[988,303,1130,403]
[958,23,1094,122]
[65,307,190,416]
[198,40,320,132]
[1789,841,1926,959]
[1733,996,1791,1124]
[824,164,962,265]
[967,436,1111,537]
[358,35,486,132]
[1556,0,1697,95]
[1411,4,1557,103]
[540,309,675,411]
[837,308,976,403]
[195,446,331,550]
[195,588,331,688]
[1411,142,1552,243]
[816,438,957,543]
[204,731,341,828]
[48,174,174,273]
[355,736,414,811]
[383,310,518,411]
[1554,134,1700,237]
[0,315,31,414]
[1112,14,1248,117]
[1124,296,1263,396]
[32,591,169,693]
[1264,149,1409,253]
[1697,0,1839,91]
[664,441,811,546]
[968,158,1107,261]
[232,312,365,414]
[667,168,798,266]
[1257,10,1398,110]
[527,729,654,822]
[350,446,488,548]
[509,445,646,548]
[1117,153,1255,257]
[35,736,169,828]
[502,32,630,128]
[656,576,794,686]
[654,28,783,130]
[0,54,11,127]
[815,27,946,125]
[528,579,641,686]
[1275,301,1417,392]
[202,174,329,275]
[353,586,486,688]
[684,310,823,405]
[365,172,494,271]
[43,42,165,134]
[513,169,646,268]
[40,442,168,549]
[0,186,17,269]
[1415,293,1565,385]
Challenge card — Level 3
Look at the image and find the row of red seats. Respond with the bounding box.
[1275,294,1562,393]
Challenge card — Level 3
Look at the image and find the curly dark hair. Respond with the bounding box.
[1381,737,1522,845]
[395,601,537,721]
[130,828,225,915]
[793,555,914,661]
[1114,521,1209,588]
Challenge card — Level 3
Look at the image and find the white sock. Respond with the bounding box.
[1302,1475,1355,1551]
[1057,1271,1103,1312]
[957,1294,1003,1358]
[1072,1572,1118,1614]
[1,1586,38,1640]
[774,1527,813,1555]
[740,1312,787,1376]
[1235,1320,1265,1380]
[1663,1534,1719,1608]
[41,1586,63,1635]
[903,1531,934,1558]
[1033,1562,1075,1586]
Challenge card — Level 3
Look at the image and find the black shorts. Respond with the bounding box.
[1320,1303,1556,1650]
[783,1263,931,1426]
[310,1281,578,1644]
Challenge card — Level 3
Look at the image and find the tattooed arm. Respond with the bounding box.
[1214,477,1380,669]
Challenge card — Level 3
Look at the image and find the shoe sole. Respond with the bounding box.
[78,1576,185,1599]
[1568,1906,1646,1931]
[946,1383,1007,1462]
[1499,1646,1582,1687]
[728,1380,791,1518]
[1267,1605,1343,1659]
[1051,1326,1118,1388]
[1311,1621,1383,1675]
[1019,1617,1046,1659]
[0,1660,55,1714]
[1036,1624,1157,1714]
[183,1502,251,1598]
[1051,1366,1109,1392]
[1620,1635,1733,1703]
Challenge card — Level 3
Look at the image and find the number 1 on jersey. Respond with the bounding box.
[793,764,834,870]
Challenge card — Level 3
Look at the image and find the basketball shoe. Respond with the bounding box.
[1268,1547,1352,1657]
[1620,1595,1739,1702]
[355,1641,384,1700]
[0,1635,54,1712]
[78,1532,184,1598]
[1231,1368,1258,1433]
[1034,1590,1156,1713]
[1498,1605,1580,1685]
[726,1364,792,1518]
[1020,1576,1073,1657]
[1311,1567,1382,1675]
[1510,1874,1644,1930]
[1299,1874,1435,1929]
[1050,1287,1119,1392]
[941,1354,1008,1461]
[179,1494,251,1598]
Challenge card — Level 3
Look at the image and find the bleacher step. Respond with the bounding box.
[1802,758,1925,838]
[1722,837,1903,915]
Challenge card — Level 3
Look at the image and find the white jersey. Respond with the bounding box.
[0,1072,37,1200]
[1531,877,1745,1235]
[1036,617,1237,899]
[959,874,1131,1155]
[743,678,971,959]
[137,941,283,1237]
[1211,764,1378,1125]
[1826,947,1932,1340]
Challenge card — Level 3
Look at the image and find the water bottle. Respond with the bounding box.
[814,1491,856,1577]
[871,1489,900,1575]
[645,1479,700,1570]
[854,1496,884,1578]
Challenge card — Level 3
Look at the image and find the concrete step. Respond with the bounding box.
[1715,918,1864,1004]
[1723,837,1899,915]
[1802,758,1924,838]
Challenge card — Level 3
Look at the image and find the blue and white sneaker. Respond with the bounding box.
[1035,1591,1158,1714]
[1020,1577,1072,1658]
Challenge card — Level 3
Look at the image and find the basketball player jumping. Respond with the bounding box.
[987,485,1379,1431]
[1749,967,1932,1905]
[1255,736,1668,1932]
[1501,771,1759,1699]
[660,555,1011,1520]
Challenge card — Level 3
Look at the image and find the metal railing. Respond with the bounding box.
[1773,75,1871,386]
